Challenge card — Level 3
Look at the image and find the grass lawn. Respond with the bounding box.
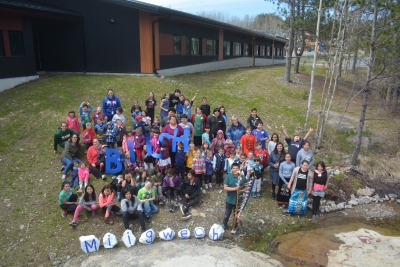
[0,65,396,266]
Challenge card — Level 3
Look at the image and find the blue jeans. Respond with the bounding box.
[142,200,158,217]
[61,157,80,175]
[59,141,67,148]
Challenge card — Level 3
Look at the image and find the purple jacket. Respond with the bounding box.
[133,134,145,148]
[162,175,182,189]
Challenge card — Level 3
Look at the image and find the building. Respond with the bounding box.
[0,0,287,91]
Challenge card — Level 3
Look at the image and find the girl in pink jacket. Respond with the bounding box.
[99,185,121,225]
[77,162,90,193]
[66,110,81,133]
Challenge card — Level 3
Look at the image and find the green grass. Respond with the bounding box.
[0,65,396,266]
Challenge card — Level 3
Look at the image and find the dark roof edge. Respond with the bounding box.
[104,0,287,43]
[0,0,81,16]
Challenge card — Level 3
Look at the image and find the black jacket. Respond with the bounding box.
[207,114,226,137]
[182,178,201,199]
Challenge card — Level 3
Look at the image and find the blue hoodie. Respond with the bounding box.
[226,121,246,147]
[102,95,121,118]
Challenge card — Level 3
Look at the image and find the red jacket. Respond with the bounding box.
[82,128,95,144]
[87,146,99,165]
[66,116,81,133]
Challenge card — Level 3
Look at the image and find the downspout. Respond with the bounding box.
[152,15,171,74]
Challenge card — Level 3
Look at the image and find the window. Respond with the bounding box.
[173,36,181,55]
[235,43,242,56]
[0,31,4,57]
[186,37,200,55]
[9,31,24,56]
[261,46,265,56]
[254,45,259,56]
[246,44,252,56]
[267,46,271,56]
[206,39,217,55]
[223,41,231,56]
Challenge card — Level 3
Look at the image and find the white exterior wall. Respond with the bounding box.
[0,75,39,92]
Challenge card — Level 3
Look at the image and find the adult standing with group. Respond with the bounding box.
[206,108,226,139]
[102,89,121,122]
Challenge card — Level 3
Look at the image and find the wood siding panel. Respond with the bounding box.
[0,11,22,31]
[139,11,153,73]
[218,29,223,60]
[154,21,160,69]
[3,30,10,56]
[159,33,173,56]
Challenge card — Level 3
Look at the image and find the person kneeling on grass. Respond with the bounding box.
[69,185,97,227]
[221,163,247,231]
[137,180,158,223]
[59,181,78,217]
[180,170,201,220]
[121,188,146,233]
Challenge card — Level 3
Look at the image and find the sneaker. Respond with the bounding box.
[101,174,106,179]
[61,210,67,217]
[231,228,237,234]
[252,193,256,198]
[257,192,261,197]
[209,183,212,188]
[61,175,66,182]
[168,204,173,212]
[180,205,187,215]
[92,210,96,216]
[112,176,117,180]
[281,211,289,216]
[181,213,192,220]
[60,165,65,171]
[316,214,320,220]
[312,214,316,220]
[145,216,151,223]
[69,221,77,227]
[77,189,82,193]
[173,204,179,212]
[108,217,114,225]
[104,217,110,224]
[205,184,208,189]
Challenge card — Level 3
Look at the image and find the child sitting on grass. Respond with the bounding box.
[99,184,121,225]
[162,168,182,212]
[69,185,97,227]
[59,181,78,217]
[69,161,80,189]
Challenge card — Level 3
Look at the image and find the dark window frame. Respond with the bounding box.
[223,41,231,56]
[8,31,24,57]
[235,43,242,56]
[254,45,259,56]
[173,35,181,55]
[0,31,4,57]
[206,39,217,56]
[186,37,201,56]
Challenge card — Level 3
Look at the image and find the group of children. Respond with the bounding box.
[58,89,329,232]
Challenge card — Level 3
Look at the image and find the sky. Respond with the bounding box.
[137,0,278,18]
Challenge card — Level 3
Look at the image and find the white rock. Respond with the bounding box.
[348,199,358,206]
[139,229,155,245]
[178,229,191,239]
[194,227,205,238]
[102,233,118,249]
[79,235,100,253]
[121,230,136,248]
[336,203,345,210]
[209,224,225,241]
[159,227,175,241]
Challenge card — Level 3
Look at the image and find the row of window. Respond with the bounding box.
[172,35,283,57]
[0,30,25,57]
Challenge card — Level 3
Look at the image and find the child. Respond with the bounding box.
[234,146,242,162]
[240,126,256,157]
[117,147,126,173]
[296,141,315,167]
[131,106,142,129]
[278,153,295,207]
[176,94,185,122]
[162,168,182,212]
[116,170,138,201]
[141,110,151,133]
[202,126,212,146]
[59,181,78,217]
[224,139,236,158]
[254,141,269,186]
[268,133,279,156]
[183,93,197,120]
[312,161,329,220]
[238,153,250,177]
[145,92,156,122]
[79,102,93,131]
[247,108,263,131]
[69,161,79,189]
[106,121,116,148]
[115,119,126,147]
[251,157,264,197]
[185,143,196,174]
[247,151,255,168]
[201,142,210,157]
[200,97,211,117]
[94,118,107,144]
[130,100,140,115]
[91,106,105,123]
[252,122,269,149]
[213,147,226,188]
[192,149,206,188]
[69,185,97,226]
[204,150,214,188]
[156,137,171,172]
[66,110,80,133]
[225,152,236,175]
[175,142,185,179]
[77,162,89,193]
[98,145,107,175]
[112,107,126,128]
[137,180,158,223]
[121,188,146,232]
[152,176,164,205]
[150,128,161,165]
[82,122,95,150]
[142,145,154,175]
[159,93,170,119]
[211,130,226,155]
[133,127,145,167]
[179,114,194,141]
[151,117,161,133]
[99,184,121,225]
[181,170,200,220]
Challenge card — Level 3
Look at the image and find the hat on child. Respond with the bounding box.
[136,115,142,121]
[107,121,113,127]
